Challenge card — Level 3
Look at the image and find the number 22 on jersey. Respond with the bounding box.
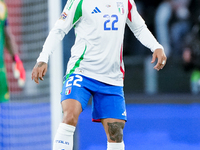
[103,14,118,31]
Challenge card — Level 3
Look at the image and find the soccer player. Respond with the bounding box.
[0,0,26,103]
[32,0,167,149]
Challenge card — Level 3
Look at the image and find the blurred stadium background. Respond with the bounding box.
[0,0,200,150]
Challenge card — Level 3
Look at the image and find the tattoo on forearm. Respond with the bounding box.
[107,122,125,142]
[35,62,45,68]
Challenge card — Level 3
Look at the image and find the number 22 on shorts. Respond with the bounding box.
[66,75,83,87]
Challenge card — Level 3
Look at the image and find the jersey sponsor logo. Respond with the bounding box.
[59,12,68,20]
[91,7,101,14]
[117,2,124,15]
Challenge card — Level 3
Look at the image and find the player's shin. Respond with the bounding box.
[53,123,75,150]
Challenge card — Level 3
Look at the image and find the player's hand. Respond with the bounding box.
[13,54,26,87]
[31,62,48,84]
[151,48,167,71]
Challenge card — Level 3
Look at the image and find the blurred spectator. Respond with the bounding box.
[182,15,200,94]
[155,0,191,57]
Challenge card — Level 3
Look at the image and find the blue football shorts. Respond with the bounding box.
[61,73,127,122]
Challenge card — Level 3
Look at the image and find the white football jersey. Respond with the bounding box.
[37,0,163,86]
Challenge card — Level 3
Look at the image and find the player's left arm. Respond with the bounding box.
[151,48,167,71]
[4,24,26,87]
[126,0,167,71]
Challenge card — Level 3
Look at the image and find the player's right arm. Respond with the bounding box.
[32,0,82,84]
[31,62,47,84]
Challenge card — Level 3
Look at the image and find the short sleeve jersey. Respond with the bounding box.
[38,0,163,86]
[0,1,7,62]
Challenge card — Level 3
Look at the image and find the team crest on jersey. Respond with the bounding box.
[59,12,68,20]
[65,87,72,95]
[117,2,124,15]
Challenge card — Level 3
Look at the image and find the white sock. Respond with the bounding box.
[107,141,125,150]
[53,123,75,150]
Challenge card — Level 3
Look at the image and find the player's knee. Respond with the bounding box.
[107,122,125,143]
[62,112,78,126]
